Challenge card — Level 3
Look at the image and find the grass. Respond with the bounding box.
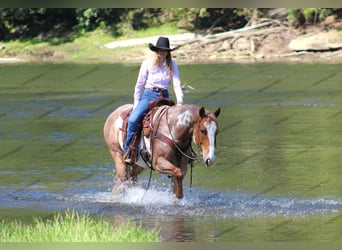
[0,23,182,64]
[126,22,180,38]
[0,211,160,242]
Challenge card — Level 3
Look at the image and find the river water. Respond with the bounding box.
[0,62,341,241]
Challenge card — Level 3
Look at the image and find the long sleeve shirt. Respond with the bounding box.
[133,58,183,104]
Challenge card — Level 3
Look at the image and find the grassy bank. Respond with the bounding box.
[0,24,180,64]
[0,211,160,242]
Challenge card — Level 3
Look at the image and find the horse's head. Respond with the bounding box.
[193,107,221,166]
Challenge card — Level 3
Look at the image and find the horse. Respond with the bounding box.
[103,103,220,199]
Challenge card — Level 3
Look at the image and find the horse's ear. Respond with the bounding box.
[214,108,221,118]
[199,107,206,118]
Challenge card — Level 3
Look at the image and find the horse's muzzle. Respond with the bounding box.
[205,158,213,167]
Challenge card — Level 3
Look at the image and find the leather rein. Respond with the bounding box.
[163,107,201,162]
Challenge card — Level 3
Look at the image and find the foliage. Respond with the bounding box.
[287,8,302,25]
[287,8,334,25]
[0,8,340,42]
[75,8,122,33]
[0,211,160,242]
[0,8,77,41]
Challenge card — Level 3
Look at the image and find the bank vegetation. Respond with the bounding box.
[0,211,160,242]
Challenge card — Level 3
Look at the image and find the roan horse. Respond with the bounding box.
[103,103,220,199]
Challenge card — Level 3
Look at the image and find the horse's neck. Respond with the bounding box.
[169,105,200,142]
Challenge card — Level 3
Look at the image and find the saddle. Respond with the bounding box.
[120,97,175,164]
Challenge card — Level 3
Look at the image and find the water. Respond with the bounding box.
[0,62,341,241]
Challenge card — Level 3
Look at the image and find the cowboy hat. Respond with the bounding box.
[148,37,176,52]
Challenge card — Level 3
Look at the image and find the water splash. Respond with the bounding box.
[70,184,342,219]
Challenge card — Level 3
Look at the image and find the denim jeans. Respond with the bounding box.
[123,89,169,155]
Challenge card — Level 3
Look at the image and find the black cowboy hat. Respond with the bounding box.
[148,37,176,52]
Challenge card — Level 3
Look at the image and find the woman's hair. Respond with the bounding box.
[152,50,173,77]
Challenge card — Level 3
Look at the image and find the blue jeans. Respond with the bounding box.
[123,89,169,156]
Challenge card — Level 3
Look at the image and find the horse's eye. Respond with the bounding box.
[200,129,207,135]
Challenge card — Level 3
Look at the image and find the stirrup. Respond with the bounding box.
[123,152,134,165]
[125,158,134,165]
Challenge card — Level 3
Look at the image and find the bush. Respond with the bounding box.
[287,8,334,26]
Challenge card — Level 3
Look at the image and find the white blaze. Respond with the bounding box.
[205,121,217,162]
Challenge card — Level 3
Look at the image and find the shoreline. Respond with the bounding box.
[2,52,342,65]
[2,26,342,65]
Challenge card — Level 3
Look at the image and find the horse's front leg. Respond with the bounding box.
[155,156,184,199]
[171,157,188,198]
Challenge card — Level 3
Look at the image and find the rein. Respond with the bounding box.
[165,108,200,162]
[165,107,199,192]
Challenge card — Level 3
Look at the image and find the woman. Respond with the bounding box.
[123,36,184,164]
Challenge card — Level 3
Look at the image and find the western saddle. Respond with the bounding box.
[120,96,175,165]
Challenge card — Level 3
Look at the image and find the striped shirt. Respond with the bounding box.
[133,58,183,104]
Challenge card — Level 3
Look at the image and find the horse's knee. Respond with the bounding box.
[173,167,183,178]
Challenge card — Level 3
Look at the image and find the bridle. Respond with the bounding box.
[193,116,206,153]
[165,108,200,162]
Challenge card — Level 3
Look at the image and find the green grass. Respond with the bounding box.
[0,23,182,64]
[0,211,160,242]
[129,23,180,38]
